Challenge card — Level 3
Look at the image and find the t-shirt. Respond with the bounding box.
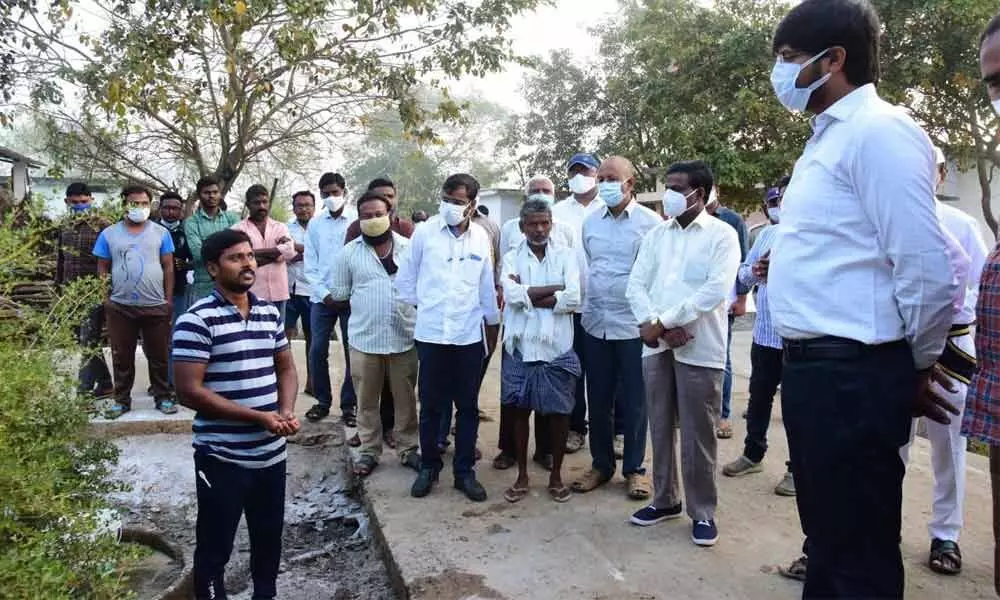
[172,291,290,469]
[93,221,174,306]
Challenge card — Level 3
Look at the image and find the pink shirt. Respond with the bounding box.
[233,218,297,302]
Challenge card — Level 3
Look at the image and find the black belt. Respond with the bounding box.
[782,336,908,362]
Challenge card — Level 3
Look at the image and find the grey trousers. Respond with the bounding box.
[643,350,724,521]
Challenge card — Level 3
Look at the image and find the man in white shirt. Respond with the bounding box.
[571,156,661,501]
[492,175,575,472]
[304,172,359,424]
[625,161,740,547]
[395,173,501,502]
[899,147,987,576]
[330,191,420,478]
[286,190,315,395]
[768,1,958,596]
[498,199,581,504]
[552,152,607,454]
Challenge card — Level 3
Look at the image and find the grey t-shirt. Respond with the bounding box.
[93,221,175,306]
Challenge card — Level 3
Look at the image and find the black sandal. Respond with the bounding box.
[929,539,962,575]
[305,404,329,422]
[778,555,808,581]
[353,455,377,478]
[341,408,357,427]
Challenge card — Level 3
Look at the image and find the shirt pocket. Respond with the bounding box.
[683,260,710,285]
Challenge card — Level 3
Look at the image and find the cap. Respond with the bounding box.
[567,153,600,171]
[933,146,946,166]
[766,187,781,202]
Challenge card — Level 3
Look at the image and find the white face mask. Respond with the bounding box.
[770,49,831,113]
[325,195,346,213]
[992,98,1000,117]
[439,200,468,227]
[767,207,781,223]
[568,173,597,195]
[127,206,151,223]
[663,189,697,219]
[527,192,555,207]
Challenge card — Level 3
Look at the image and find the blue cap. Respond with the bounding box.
[567,153,600,171]
[766,187,781,202]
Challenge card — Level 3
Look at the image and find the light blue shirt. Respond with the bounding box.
[304,208,356,304]
[581,201,662,340]
[738,224,781,350]
[287,219,311,299]
[93,221,174,306]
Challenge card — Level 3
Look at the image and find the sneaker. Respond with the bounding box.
[613,434,625,459]
[630,504,683,527]
[454,476,488,502]
[155,398,179,415]
[692,520,719,547]
[722,456,763,477]
[401,451,421,472]
[566,431,586,454]
[774,471,796,497]
[411,468,439,498]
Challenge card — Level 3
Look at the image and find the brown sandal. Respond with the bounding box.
[626,473,652,501]
[716,421,733,439]
[548,485,572,503]
[503,485,529,503]
[571,469,611,493]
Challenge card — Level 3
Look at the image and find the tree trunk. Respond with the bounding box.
[978,157,998,241]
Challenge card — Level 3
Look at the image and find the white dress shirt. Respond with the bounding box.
[395,215,501,346]
[287,219,311,298]
[938,202,988,325]
[304,207,357,304]
[553,194,606,312]
[627,209,741,368]
[329,233,416,355]
[581,200,662,340]
[768,84,957,369]
[501,241,581,363]
[499,217,575,259]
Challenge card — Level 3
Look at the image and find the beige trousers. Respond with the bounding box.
[350,347,419,461]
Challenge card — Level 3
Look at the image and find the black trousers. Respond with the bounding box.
[743,343,784,463]
[193,453,286,600]
[782,338,913,599]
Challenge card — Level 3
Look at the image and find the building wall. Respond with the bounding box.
[941,162,998,244]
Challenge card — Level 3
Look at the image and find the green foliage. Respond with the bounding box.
[0,206,134,599]
[14,0,542,198]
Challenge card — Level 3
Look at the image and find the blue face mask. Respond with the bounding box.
[598,181,625,208]
[69,203,92,214]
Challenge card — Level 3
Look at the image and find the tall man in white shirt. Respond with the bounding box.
[571,156,661,501]
[899,146,987,576]
[330,191,420,478]
[625,161,740,547]
[493,175,575,471]
[286,190,315,395]
[304,172,358,424]
[768,1,959,596]
[396,173,501,502]
[553,153,606,454]
[499,199,581,504]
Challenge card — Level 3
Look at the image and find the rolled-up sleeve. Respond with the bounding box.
[854,119,956,369]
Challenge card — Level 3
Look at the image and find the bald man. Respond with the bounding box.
[493,175,575,471]
[572,156,661,500]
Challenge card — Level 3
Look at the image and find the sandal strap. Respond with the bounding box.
[931,539,961,557]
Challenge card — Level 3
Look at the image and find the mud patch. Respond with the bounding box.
[409,569,507,600]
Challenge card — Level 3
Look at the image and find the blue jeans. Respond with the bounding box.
[309,302,356,411]
[582,333,647,477]
[167,292,189,386]
[418,342,484,480]
[722,314,734,419]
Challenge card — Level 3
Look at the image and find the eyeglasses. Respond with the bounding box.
[440,195,469,206]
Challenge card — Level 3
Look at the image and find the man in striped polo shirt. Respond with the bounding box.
[174,229,300,600]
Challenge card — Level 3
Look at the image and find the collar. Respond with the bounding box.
[810,83,878,133]
[322,209,348,221]
[211,288,260,307]
[667,206,711,230]
[602,199,636,219]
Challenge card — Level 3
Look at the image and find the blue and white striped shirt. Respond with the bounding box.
[739,225,782,350]
[173,290,290,469]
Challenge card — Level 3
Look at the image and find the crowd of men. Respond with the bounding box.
[49,0,1000,597]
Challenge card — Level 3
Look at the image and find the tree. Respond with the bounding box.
[13,0,542,203]
[875,0,1000,238]
[495,49,604,188]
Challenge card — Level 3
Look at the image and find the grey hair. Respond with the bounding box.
[520,199,552,221]
[524,175,554,195]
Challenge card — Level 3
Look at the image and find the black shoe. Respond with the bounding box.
[305,404,329,422]
[411,468,438,498]
[341,407,357,427]
[454,476,487,502]
[401,451,421,472]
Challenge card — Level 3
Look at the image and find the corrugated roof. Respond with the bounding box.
[0,146,45,168]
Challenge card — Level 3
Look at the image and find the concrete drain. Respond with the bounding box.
[120,526,193,600]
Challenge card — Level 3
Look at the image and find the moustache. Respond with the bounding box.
[240,268,255,277]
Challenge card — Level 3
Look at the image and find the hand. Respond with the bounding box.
[729,295,747,317]
[260,412,294,436]
[661,327,693,349]
[508,274,521,284]
[639,320,665,348]
[323,294,335,308]
[753,250,770,282]
[279,412,301,435]
[913,365,960,425]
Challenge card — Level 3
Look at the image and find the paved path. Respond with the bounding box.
[96,331,996,599]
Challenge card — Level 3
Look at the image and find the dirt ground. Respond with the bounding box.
[111,426,399,600]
